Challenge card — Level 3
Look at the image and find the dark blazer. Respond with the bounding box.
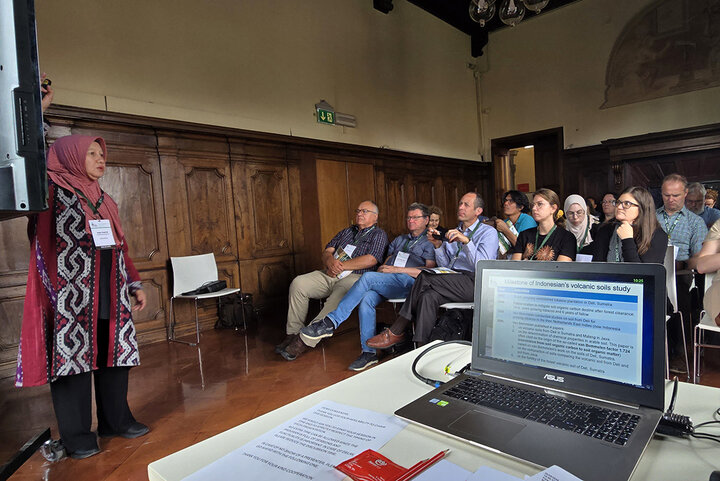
[590,222,667,264]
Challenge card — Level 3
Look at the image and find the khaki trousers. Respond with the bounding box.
[286,270,361,347]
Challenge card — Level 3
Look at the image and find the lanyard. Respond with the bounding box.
[662,211,681,239]
[402,230,426,252]
[450,222,482,269]
[530,225,556,260]
[74,188,105,216]
[353,225,376,243]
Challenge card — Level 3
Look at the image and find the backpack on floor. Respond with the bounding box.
[216,293,255,330]
[428,308,473,342]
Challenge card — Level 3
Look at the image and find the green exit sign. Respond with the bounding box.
[317,109,335,125]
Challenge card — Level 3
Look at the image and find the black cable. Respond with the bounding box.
[667,377,679,414]
[690,433,720,444]
[411,340,471,388]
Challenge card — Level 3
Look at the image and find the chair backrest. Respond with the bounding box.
[663,244,679,313]
[706,273,714,293]
[170,253,219,297]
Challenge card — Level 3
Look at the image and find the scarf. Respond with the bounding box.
[564,194,598,250]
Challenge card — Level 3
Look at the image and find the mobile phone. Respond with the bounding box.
[432,227,448,240]
[41,78,52,98]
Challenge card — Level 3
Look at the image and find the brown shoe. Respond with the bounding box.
[280,335,309,361]
[367,328,405,349]
[275,334,297,354]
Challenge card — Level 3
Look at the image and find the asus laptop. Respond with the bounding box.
[396,260,666,481]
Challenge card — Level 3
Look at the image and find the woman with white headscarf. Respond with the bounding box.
[564,194,599,254]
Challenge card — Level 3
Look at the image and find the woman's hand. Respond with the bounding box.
[40,73,54,112]
[617,221,633,240]
[133,289,147,311]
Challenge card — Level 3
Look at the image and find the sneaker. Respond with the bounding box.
[348,352,379,371]
[280,335,309,361]
[300,317,336,341]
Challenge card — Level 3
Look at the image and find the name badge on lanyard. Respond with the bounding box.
[393,251,410,267]
[344,244,357,257]
[89,219,116,249]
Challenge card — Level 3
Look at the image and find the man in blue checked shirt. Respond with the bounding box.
[368,192,498,348]
[656,173,708,374]
[277,201,388,361]
[299,203,436,370]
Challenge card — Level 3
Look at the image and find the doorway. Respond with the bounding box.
[490,127,564,217]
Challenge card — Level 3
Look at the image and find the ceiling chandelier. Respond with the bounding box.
[469,0,549,27]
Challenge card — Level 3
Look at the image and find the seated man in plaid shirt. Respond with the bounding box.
[277,200,388,361]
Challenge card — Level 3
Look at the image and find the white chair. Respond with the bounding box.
[693,273,720,383]
[663,245,690,379]
[168,253,242,346]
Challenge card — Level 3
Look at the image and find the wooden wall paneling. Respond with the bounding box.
[286,159,306,275]
[133,269,169,344]
[409,169,437,207]
[230,141,293,260]
[316,159,351,249]
[442,174,464,225]
[238,255,295,306]
[0,285,24,377]
[562,145,612,201]
[379,168,409,241]
[346,162,376,216]
[157,132,238,263]
[98,144,169,271]
[0,217,30,289]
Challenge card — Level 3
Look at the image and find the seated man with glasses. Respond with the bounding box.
[298,203,436,370]
[277,201,388,361]
[494,190,537,257]
[367,192,499,348]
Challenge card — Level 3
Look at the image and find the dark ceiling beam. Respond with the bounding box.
[404,0,585,57]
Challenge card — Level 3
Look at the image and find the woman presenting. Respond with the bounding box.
[16,135,148,459]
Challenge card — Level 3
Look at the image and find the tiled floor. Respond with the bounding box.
[1,305,719,480]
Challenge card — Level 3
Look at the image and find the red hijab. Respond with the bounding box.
[46,135,124,244]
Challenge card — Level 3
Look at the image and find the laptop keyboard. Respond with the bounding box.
[444,377,640,446]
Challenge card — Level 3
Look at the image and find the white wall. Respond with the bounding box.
[480,0,720,151]
[35,0,480,160]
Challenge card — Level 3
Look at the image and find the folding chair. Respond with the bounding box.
[663,245,690,379]
[693,273,720,383]
[168,253,242,346]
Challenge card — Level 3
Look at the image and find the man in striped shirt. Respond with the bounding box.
[277,200,388,361]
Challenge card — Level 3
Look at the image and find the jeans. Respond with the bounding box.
[326,272,416,353]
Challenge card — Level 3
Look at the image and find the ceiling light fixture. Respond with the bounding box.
[469,0,549,27]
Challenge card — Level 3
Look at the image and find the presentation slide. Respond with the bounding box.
[487,276,644,386]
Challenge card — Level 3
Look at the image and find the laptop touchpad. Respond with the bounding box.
[449,410,526,446]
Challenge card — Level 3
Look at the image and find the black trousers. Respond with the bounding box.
[49,319,136,453]
[399,270,475,343]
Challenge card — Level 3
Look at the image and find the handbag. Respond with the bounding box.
[181,280,227,296]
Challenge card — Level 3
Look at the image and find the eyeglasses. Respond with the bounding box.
[406,215,427,220]
[355,209,377,215]
[616,200,639,209]
[566,210,585,218]
[601,200,616,206]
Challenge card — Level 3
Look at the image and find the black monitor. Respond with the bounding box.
[0,0,47,221]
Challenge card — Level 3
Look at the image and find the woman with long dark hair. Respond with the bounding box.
[591,186,667,264]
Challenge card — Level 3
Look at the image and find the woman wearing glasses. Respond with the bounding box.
[591,186,667,264]
[511,188,576,261]
[598,192,618,224]
[563,194,600,254]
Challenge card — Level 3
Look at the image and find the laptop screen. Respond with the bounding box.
[474,261,664,397]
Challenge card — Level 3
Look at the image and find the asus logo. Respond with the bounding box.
[544,374,564,383]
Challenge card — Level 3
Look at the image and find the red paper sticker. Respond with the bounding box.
[336,449,407,481]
